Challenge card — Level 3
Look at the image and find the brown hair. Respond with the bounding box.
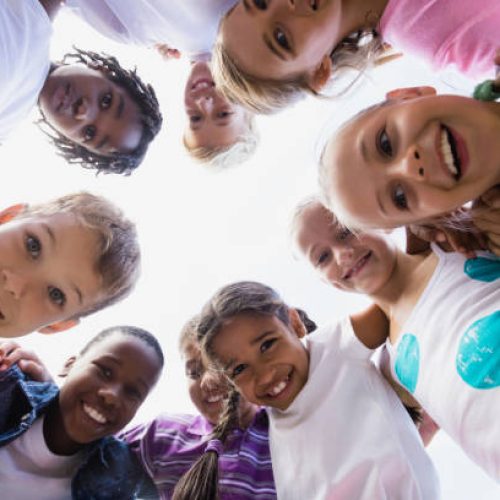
[17,192,141,318]
[213,27,384,115]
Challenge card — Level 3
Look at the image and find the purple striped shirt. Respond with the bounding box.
[121,409,276,499]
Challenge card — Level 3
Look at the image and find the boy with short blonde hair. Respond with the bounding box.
[0,191,140,338]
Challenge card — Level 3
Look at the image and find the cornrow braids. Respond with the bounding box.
[38,48,163,175]
[172,389,241,500]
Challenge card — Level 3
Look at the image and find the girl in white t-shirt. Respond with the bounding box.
[191,280,439,500]
[292,197,500,479]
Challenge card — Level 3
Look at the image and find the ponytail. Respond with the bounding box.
[172,390,240,500]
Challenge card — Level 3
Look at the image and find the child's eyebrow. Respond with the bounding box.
[115,94,125,120]
[71,284,83,305]
[250,330,274,345]
[41,223,56,246]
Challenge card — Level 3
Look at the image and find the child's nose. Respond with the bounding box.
[99,385,120,407]
[2,269,28,300]
[333,246,354,266]
[196,96,214,114]
[73,97,93,121]
[200,370,224,392]
[397,147,427,181]
[288,0,313,16]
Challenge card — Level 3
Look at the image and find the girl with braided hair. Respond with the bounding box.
[121,315,276,499]
[188,281,439,499]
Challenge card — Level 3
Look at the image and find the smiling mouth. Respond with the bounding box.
[266,372,292,399]
[191,78,215,92]
[440,126,462,181]
[206,394,224,404]
[342,251,372,280]
[82,403,108,425]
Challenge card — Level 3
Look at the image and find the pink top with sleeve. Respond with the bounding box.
[379,0,500,78]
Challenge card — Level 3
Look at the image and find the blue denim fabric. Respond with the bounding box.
[0,365,153,499]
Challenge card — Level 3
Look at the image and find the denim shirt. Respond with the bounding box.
[0,365,152,499]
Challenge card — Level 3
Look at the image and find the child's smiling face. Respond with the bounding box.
[293,201,397,294]
[221,0,342,87]
[321,89,500,229]
[39,65,143,156]
[210,311,309,411]
[0,213,103,338]
[183,340,229,425]
[183,62,249,151]
[55,331,162,450]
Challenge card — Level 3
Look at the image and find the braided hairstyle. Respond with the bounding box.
[38,48,163,175]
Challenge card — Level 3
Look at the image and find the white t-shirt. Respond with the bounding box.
[65,0,238,61]
[268,318,440,500]
[0,416,83,500]
[387,246,500,479]
[0,0,52,143]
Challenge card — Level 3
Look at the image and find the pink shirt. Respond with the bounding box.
[380,0,500,78]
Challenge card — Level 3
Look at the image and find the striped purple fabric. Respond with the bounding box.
[121,409,276,499]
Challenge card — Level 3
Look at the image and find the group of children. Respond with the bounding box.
[0,0,499,498]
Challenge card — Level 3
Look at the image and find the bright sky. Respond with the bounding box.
[0,8,497,498]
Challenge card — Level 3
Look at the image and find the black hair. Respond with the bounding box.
[39,48,163,175]
[80,325,164,368]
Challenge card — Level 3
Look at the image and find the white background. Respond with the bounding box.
[0,8,497,498]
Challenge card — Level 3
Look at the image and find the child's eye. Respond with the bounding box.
[260,338,276,353]
[190,114,202,123]
[377,127,393,157]
[125,386,142,402]
[48,286,66,307]
[317,250,331,267]
[392,185,408,210]
[83,125,96,142]
[253,0,267,10]
[100,92,113,110]
[216,111,232,119]
[232,363,247,378]
[98,364,113,379]
[185,366,203,380]
[25,234,41,258]
[274,28,290,51]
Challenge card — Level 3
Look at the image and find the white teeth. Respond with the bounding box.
[192,81,213,91]
[83,403,107,425]
[440,129,458,176]
[269,380,287,396]
[207,394,223,403]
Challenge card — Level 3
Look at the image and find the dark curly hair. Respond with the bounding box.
[38,48,163,175]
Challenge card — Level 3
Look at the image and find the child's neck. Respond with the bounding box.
[43,400,84,456]
[367,249,436,322]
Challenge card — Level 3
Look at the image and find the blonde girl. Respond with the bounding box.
[212,0,499,113]
[292,197,500,478]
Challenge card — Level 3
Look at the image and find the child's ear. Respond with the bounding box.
[59,356,77,378]
[38,318,80,335]
[0,204,27,225]
[289,309,307,339]
[307,55,333,93]
[385,86,436,102]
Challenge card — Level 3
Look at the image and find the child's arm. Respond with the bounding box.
[350,303,389,349]
[0,341,53,382]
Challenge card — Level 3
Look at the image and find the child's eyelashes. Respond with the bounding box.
[316,250,331,267]
[190,114,202,123]
[100,91,113,110]
[260,338,276,353]
[253,0,267,10]
[95,362,113,379]
[216,111,233,119]
[392,184,409,210]
[25,234,41,259]
[274,27,291,51]
[48,286,66,307]
[83,124,97,142]
[377,126,393,157]
[231,363,247,379]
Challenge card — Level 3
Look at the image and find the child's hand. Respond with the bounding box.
[154,43,181,60]
[408,211,488,258]
[471,186,500,256]
[0,341,53,382]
